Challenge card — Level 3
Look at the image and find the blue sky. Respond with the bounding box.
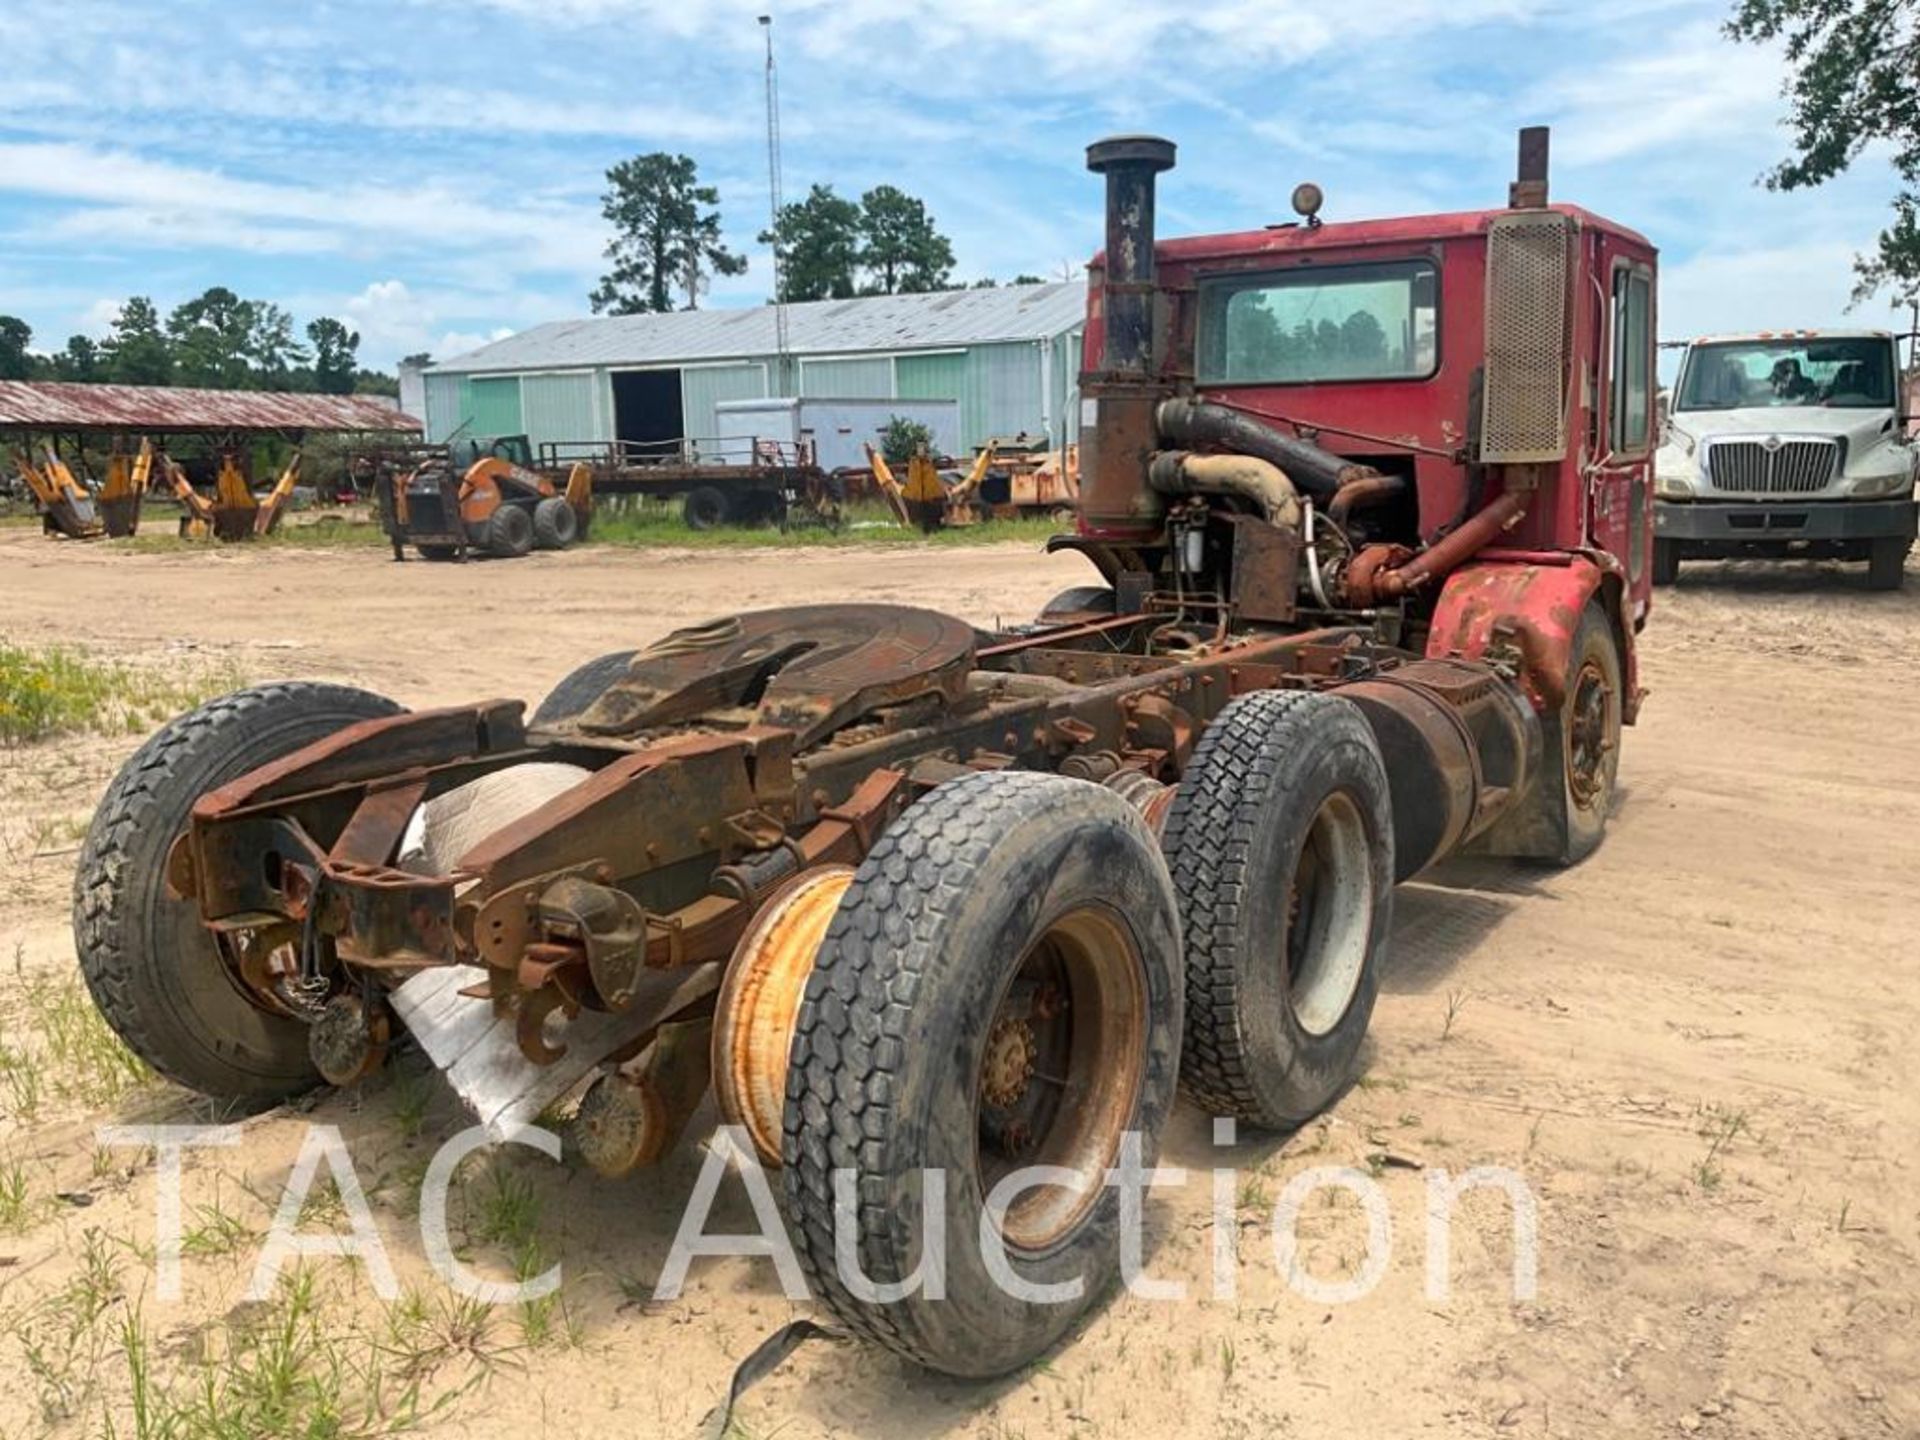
[0,0,1910,372]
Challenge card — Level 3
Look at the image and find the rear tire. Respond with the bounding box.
[72,683,404,1105]
[485,503,533,557]
[683,486,729,532]
[1651,538,1680,586]
[1161,690,1393,1130]
[532,496,578,550]
[529,650,637,727]
[1867,537,1908,590]
[783,772,1182,1377]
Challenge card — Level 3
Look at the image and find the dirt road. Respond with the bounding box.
[1,531,1916,1439]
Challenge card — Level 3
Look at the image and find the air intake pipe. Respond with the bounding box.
[1155,398,1383,502]
[1148,451,1302,529]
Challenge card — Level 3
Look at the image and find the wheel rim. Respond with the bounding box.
[1285,791,1373,1037]
[1566,658,1617,811]
[975,905,1147,1254]
[714,866,856,1166]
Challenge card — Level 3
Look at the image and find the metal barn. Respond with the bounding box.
[416,284,1086,456]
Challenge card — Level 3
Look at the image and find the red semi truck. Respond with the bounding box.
[1062,127,1653,864]
[76,128,1652,1378]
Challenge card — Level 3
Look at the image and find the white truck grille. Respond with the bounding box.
[1704,438,1839,495]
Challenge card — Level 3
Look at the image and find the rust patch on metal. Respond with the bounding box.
[0,380,419,435]
[309,994,392,1086]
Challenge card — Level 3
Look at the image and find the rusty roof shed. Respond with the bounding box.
[0,381,421,436]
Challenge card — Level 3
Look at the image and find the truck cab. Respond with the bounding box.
[1653,330,1917,588]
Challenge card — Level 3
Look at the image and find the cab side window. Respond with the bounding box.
[1610,267,1653,452]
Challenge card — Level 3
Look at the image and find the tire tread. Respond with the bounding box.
[72,682,402,1099]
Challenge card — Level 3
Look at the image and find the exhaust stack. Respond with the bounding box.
[1088,135,1176,376]
[1509,125,1550,209]
[1078,135,1176,539]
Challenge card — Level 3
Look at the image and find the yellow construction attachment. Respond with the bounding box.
[864,442,992,532]
[165,457,217,539]
[564,460,594,518]
[865,444,912,528]
[937,444,997,528]
[15,445,104,540]
[211,453,254,540]
[253,453,301,536]
[203,450,301,539]
[97,440,149,537]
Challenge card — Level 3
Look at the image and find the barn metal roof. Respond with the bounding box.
[0,382,421,434]
[427,282,1087,375]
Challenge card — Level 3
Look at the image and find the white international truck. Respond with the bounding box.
[1654,329,1918,588]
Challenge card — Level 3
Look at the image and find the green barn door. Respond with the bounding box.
[468,376,524,439]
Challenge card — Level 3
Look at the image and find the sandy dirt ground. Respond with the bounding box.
[1,528,1916,1439]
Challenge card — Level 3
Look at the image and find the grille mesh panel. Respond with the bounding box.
[1705,439,1838,495]
[407,491,449,532]
[1480,213,1572,463]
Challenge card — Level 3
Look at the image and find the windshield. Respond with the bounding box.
[1197,261,1438,385]
[1675,338,1894,412]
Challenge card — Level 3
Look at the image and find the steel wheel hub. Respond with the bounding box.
[1567,659,1615,808]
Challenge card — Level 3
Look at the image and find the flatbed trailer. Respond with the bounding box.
[537,437,838,530]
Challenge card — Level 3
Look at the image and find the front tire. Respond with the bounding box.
[72,683,404,1105]
[1867,536,1908,590]
[484,503,533,557]
[1651,538,1680,586]
[1551,603,1623,864]
[782,772,1182,1377]
[1161,690,1393,1130]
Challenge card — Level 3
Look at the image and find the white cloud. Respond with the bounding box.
[1659,241,1886,342]
[0,141,603,274]
[434,328,517,360]
[342,280,439,355]
[78,298,124,338]
[330,281,543,364]
[1538,21,1788,168]
[0,0,1905,377]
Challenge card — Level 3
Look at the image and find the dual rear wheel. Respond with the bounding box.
[781,692,1394,1375]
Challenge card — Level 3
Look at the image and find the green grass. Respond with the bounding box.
[123,515,390,554]
[0,974,153,1123]
[25,974,153,1107]
[0,1154,32,1232]
[15,1229,122,1424]
[0,640,243,745]
[589,496,1069,550]
[109,1268,471,1439]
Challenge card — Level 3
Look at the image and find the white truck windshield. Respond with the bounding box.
[1675,338,1894,412]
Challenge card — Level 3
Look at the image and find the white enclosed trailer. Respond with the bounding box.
[715,397,962,472]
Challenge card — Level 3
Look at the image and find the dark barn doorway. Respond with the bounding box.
[611,369,684,449]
